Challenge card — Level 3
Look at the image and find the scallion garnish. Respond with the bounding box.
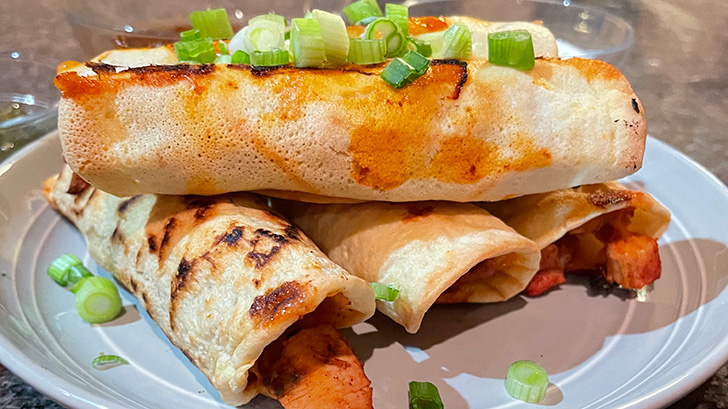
[180,29,201,42]
[385,3,409,36]
[370,282,400,301]
[92,353,129,370]
[190,8,234,40]
[488,30,535,71]
[414,31,445,58]
[409,381,444,409]
[505,360,549,403]
[311,9,349,64]
[363,17,406,58]
[174,38,216,63]
[441,23,472,59]
[215,54,232,63]
[342,0,383,25]
[407,37,433,58]
[251,49,290,67]
[290,18,326,68]
[402,51,430,76]
[348,38,386,64]
[48,253,84,286]
[231,50,250,64]
[217,41,228,55]
[74,276,123,324]
[248,13,287,27]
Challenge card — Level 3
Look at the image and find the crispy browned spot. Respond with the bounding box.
[170,257,197,330]
[249,281,311,329]
[67,173,90,194]
[111,226,124,243]
[431,59,468,100]
[588,190,635,207]
[118,195,142,214]
[284,224,300,241]
[147,235,158,252]
[247,229,288,269]
[158,217,177,261]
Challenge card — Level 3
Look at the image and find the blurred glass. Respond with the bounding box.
[0,52,59,163]
[406,0,635,66]
[62,0,358,58]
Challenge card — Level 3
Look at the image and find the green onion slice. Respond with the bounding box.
[385,3,409,36]
[248,13,286,27]
[488,30,535,71]
[68,264,93,286]
[217,41,228,55]
[251,49,290,67]
[407,37,432,57]
[342,0,383,25]
[48,253,83,286]
[92,353,129,370]
[290,18,326,68]
[505,360,549,403]
[311,9,349,64]
[231,50,250,64]
[348,38,386,64]
[370,282,400,301]
[364,17,406,58]
[402,51,430,75]
[215,54,232,63]
[247,20,286,52]
[180,29,201,42]
[441,23,472,59]
[190,8,234,40]
[174,37,216,63]
[409,381,444,409]
[414,31,445,58]
[74,276,123,324]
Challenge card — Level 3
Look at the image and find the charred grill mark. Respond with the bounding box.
[251,65,285,77]
[200,251,217,269]
[249,281,307,328]
[431,59,468,100]
[194,204,215,220]
[159,217,177,261]
[111,226,124,243]
[216,226,244,246]
[170,257,196,330]
[284,224,300,241]
[403,204,434,221]
[118,195,142,214]
[247,229,288,269]
[67,173,90,194]
[148,235,158,252]
[88,62,216,77]
[631,98,640,113]
[588,190,635,207]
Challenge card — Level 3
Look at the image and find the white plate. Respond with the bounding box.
[2,133,728,409]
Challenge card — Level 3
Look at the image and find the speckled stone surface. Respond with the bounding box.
[1,0,727,407]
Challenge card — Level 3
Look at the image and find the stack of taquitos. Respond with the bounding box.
[46,9,669,406]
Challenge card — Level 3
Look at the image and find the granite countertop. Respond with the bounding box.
[1,0,728,407]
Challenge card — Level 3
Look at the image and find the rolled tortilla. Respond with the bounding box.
[54,20,644,202]
[480,181,671,291]
[43,166,375,406]
[272,200,540,333]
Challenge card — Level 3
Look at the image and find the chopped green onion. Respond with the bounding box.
[215,54,232,63]
[190,8,234,40]
[357,16,379,26]
[174,38,216,63]
[370,282,400,301]
[217,41,228,55]
[92,353,129,370]
[402,51,430,75]
[231,50,250,64]
[505,360,549,403]
[249,13,287,27]
[68,264,93,285]
[385,3,409,36]
[246,20,286,52]
[488,30,535,71]
[364,17,406,58]
[348,38,386,64]
[381,58,414,88]
[414,31,445,58]
[48,253,83,286]
[441,23,472,59]
[342,0,383,25]
[251,49,290,67]
[407,37,432,57]
[74,276,123,324]
[409,381,444,409]
[290,18,326,68]
[180,29,201,42]
[311,9,349,64]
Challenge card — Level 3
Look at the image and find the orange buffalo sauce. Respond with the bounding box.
[408,16,449,36]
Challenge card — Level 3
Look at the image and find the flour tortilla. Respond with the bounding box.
[54,17,644,202]
[272,200,540,333]
[480,181,671,249]
[44,165,375,406]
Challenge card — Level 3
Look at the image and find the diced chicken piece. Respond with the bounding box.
[259,325,373,409]
[605,234,661,288]
[523,244,567,296]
